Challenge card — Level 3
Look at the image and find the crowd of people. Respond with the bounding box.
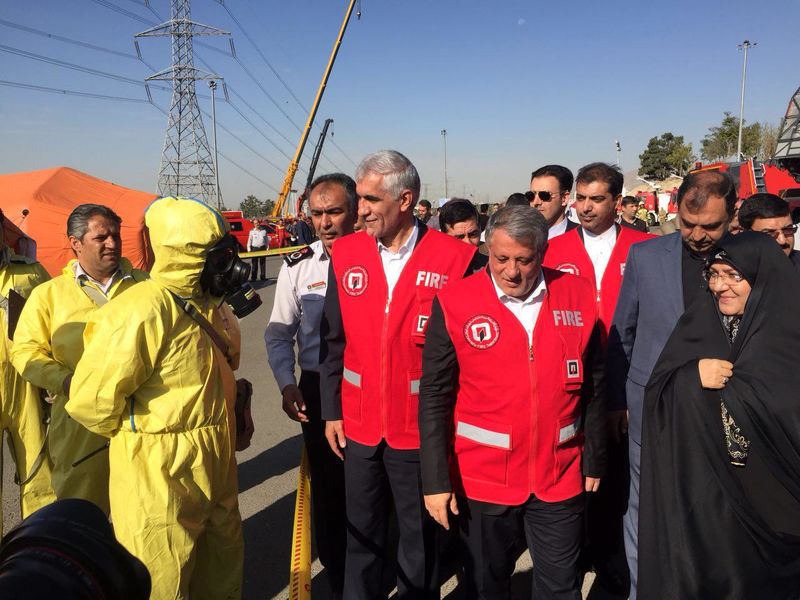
[1,147,800,599]
[266,151,800,600]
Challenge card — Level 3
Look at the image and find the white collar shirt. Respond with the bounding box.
[378,221,418,300]
[491,271,547,344]
[548,217,569,240]
[265,240,331,390]
[582,225,617,286]
[247,227,269,250]
[73,262,121,295]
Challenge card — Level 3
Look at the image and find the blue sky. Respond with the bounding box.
[1,0,798,206]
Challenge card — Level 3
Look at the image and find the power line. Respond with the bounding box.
[86,0,306,172]
[214,0,308,112]
[149,101,278,192]
[0,79,150,103]
[0,43,158,88]
[3,44,281,188]
[213,0,359,168]
[85,0,157,26]
[0,18,158,72]
[0,19,134,59]
[83,0,354,171]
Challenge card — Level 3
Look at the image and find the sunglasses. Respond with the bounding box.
[756,224,797,239]
[529,190,561,202]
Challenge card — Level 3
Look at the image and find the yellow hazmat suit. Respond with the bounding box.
[0,248,56,535]
[67,197,243,600]
[11,258,144,515]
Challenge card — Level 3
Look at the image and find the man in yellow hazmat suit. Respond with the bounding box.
[0,209,55,534]
[67,197,245,600]
[11,204,145,515]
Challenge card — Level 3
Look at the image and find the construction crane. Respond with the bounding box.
[272,0,359,216]
[295,118,333,214]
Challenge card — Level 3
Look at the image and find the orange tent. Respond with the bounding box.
[0,167,157,276]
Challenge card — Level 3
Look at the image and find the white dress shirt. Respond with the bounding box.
[582,225,617,286]
[73,262,121,295]
[265,240,330,391]
[378,222,419,300]
[548,217,569,240]
[247,227,269,251]
[491,271,547,344]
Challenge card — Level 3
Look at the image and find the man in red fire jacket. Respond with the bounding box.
[420,205,606,599]
[542,162,653,594]
[320,150,480,599]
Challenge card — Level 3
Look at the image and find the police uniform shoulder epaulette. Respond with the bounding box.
[9,255,36,265]
[283,245,314,267]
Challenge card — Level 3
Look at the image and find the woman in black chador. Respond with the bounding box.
[639,232,800,599]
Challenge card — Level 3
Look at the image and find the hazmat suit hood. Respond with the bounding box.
[145,197,228,299]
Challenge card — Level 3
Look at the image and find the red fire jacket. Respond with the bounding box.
[332,228,476,449]
[543,225,653,337]
[437,268,599,504]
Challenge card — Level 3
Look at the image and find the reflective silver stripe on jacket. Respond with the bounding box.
[410,379,420,394]
[456,421,510,450]
[559,415,583,443]
[343,367,361,388]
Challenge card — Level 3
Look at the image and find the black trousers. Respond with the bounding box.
[343,439,438,600]
[460,492,585,600]
[298,371,346,594]
[583,436,630,594]
[250,246,266,279]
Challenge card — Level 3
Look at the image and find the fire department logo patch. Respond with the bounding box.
[464,315,500,350]
[566,359,581,379]
[342,266,368,296]
[556,262,580,276]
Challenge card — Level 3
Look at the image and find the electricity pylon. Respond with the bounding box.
[136,0,228,204]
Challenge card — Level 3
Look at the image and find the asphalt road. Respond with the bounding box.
[2,255,618,599]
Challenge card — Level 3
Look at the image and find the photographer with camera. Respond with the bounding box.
[66,197,258,599]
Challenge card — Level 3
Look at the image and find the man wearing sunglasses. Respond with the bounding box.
[530,164,579,239]
[738,193,800,272]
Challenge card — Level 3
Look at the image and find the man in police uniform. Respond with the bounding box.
[420,205,606,600]
[0,209,55,535]
[265,173,358,598]
[12,204,145,514]
[320,150,480,599]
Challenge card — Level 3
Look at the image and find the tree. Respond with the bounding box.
[239,194,264,218]
[701,112,761,161]
[759,121,780,161]
[638,132,696,180]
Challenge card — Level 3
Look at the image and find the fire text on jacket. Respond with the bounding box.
[553,310,584,327]
[416,270,449,289]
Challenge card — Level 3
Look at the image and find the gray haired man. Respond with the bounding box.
[320,150,481,599]
[420,205,605,599]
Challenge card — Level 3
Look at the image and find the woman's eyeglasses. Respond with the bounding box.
[703,269,745,285]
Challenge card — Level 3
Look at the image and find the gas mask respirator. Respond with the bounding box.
[199,234,262,318]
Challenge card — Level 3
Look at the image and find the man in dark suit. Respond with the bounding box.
[607,170,736,599]
[529,164,580,239]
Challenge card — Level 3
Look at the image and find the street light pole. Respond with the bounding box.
[441,129,448,198]
[615,140,621,167]
[208,80,221,209]
[737,40,756,161]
